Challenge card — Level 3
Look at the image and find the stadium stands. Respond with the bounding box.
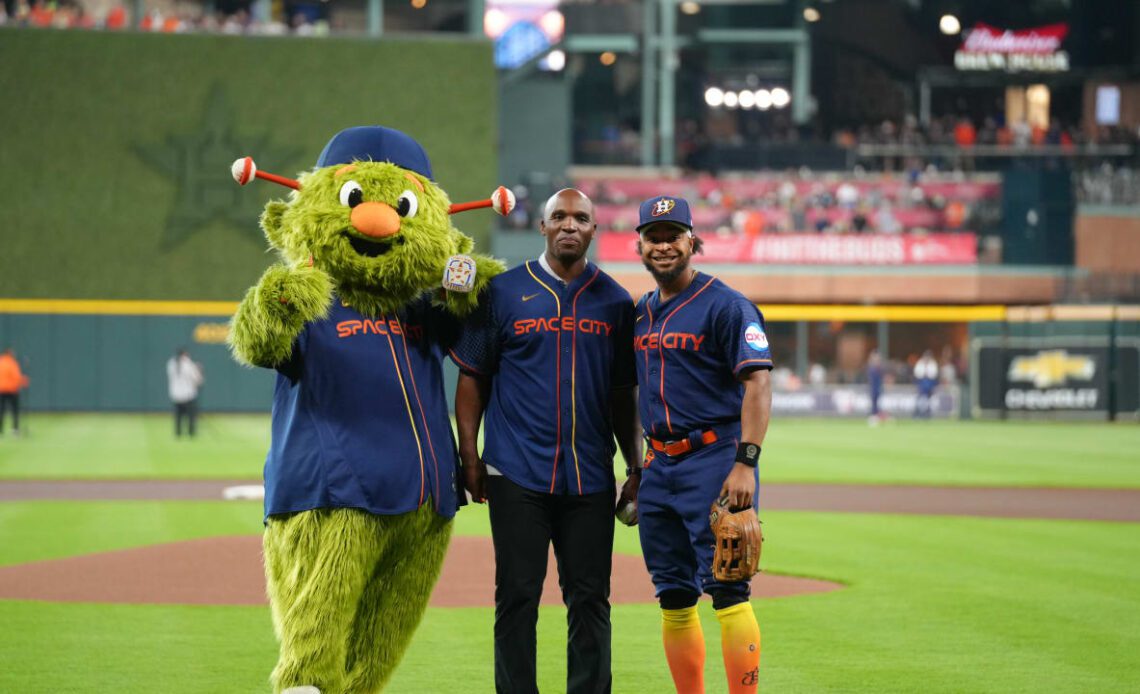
[572,170,1001,236]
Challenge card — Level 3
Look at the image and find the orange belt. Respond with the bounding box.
[648,429,719,457]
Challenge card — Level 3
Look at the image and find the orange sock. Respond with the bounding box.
[661,606,706,694]
[716,602,761,693]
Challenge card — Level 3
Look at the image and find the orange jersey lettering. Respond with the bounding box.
[635,331,705,353]
[513,316,613,337]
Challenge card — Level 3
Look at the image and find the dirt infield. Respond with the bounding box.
[0,535,841,606]
[3,479,1137,607]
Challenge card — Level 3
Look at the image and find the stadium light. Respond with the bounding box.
[738,90,756,109]
[484,9,509,39]
[755,89,772,110]
[803,7,820,22]
[939,14,960,35]
[539,10,564,39]
[704,87,725,107]
[723,91,739,109]
[771,87,790,108]
[543,50,566,71]
[680,1,701,15]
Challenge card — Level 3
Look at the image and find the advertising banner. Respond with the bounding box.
[954,23,1070,73]
[773,386,958,418]
[972,341,1140,418]
[597,233,977,265]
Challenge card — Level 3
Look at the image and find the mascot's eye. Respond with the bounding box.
[396,190,419,218]
[339,181,364,208]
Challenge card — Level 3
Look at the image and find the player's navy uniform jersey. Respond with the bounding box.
[634,271,772,440]
[450,260,635,495]
[633,271,773,599]
[263,294,462,521]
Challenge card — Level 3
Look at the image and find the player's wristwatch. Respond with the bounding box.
[625,464,642,477]
[735,442,761,468]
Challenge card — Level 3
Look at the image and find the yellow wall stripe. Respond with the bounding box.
[762,305,1007,323]
[0,299,238,316]
[3,300,1135,324]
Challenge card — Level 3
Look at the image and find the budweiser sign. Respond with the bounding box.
[955,23,1070,72]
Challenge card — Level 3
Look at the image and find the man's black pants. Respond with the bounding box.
[487,474,614,694]
[0,393,18,433]
[174,399,198,437]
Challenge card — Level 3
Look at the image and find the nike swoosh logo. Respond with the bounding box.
[636,315,645,322]
[522,293,540,302]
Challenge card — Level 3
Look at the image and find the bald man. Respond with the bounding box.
[451,189,642,694]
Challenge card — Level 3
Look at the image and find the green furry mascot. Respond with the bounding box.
[228,126,506,694]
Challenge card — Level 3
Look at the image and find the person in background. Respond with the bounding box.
[913,350,939,419]
[0,348,30,437]
[166,348,204,438]
[867,350,885,426]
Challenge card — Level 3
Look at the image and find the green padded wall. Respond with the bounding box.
[0,29,497,301]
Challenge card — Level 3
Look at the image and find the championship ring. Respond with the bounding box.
[442,254,477,293]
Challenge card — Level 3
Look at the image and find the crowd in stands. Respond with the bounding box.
[0,0,330,35]
[506,170,1002,238]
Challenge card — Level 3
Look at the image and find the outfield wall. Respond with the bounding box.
[0,29,497,301]
[970,307,1140,420]
[5,302,1134,415]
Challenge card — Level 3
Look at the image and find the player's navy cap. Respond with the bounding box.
[636,196,693,233]
[316,126,434,180]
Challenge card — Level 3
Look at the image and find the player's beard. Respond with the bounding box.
[643,254,690,286]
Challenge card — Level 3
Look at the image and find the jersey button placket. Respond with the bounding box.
[559,301,575,494]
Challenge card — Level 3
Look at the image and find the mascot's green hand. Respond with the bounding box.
[229,262,333,368]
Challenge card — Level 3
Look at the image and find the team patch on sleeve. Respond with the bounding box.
[744,322,769,351]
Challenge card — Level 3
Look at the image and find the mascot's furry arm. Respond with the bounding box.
[229,202,333,369]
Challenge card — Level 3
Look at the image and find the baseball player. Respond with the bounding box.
[451,188,642,694]
[631,195,773,694]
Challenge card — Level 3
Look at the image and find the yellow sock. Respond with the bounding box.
[715,602,761,694]
[661,606,706,694]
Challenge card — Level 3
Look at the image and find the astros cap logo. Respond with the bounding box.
[651,198,676,216]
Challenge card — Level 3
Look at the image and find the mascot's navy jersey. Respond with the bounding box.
[450,261,635,495]
[635,271,773,439]
[264,294,461,521]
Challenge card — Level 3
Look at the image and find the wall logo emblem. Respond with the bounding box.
[1007,350,1094,388]
[134,85,300,249]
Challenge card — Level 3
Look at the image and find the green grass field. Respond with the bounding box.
[1,415,1139,693]
[2,414,1139,488]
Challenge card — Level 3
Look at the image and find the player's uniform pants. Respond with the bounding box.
[638,424,755,605]
[0,393,19,434]
[487,474,614,694]
[173,398,198,437]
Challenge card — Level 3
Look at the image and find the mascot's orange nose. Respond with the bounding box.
[350,202,401,238]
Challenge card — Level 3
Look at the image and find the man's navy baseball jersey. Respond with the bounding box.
[634,271,772,440]
[264,294,461,520]
[633,270,773,598]
[450,260,635,495]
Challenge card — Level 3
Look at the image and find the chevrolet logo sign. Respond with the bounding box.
[1008,350,1095,388]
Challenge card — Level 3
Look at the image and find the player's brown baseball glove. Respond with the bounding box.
[709,498,763,582]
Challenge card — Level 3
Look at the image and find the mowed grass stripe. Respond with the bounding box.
[3,415,1139,488]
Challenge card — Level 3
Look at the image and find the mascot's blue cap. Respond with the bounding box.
[316,126,434,180]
